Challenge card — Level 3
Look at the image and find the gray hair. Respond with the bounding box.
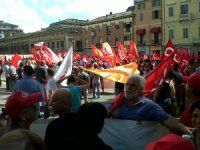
[127,74,146,89]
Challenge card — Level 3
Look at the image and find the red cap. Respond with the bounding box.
[146,134,194,150]
[5,91,41,119]
[183,73,200,90]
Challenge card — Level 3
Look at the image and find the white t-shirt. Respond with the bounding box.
[46,77,57,92]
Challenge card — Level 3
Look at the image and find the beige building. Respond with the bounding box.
[134,0,162,54]
[162,0,200,55]
[81,7,134,53]
[0,19,86,54]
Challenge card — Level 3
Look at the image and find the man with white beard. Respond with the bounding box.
[108,74,190,135]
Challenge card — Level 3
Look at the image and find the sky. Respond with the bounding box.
[0,0,133,33]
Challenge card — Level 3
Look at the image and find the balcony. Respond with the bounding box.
[193,37,200,43]
[179,14,192,21]
[151,39,161,45]
[137,41,146,46]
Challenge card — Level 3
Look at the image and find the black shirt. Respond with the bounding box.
[44,113,76,150]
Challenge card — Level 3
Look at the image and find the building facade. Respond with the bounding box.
[0,21,19,39]
[162,0,200,55]
[134,0,162,54]
[0,19,86,54]
[81,8,134,53]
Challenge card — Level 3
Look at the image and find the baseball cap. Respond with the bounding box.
[146,134,194,150]
[5,91,41,119]
[183,73,200,90]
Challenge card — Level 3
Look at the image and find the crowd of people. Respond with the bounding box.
[0,55,199,149]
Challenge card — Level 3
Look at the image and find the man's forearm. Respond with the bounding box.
[162,116,190,135]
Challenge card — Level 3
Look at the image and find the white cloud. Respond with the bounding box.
[0,0,48,33]
[42,0,133,19]
[0,0,133,33]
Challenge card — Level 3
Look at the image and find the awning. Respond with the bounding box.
[151,27,161,33]
[136,29,146,35]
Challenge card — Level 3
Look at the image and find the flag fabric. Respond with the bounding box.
[145,40,180,95]
[179,48,191,75]
[129,40,139,60]
[102,42,115,57]
[117,42,127,62]
[56,50,63,61]
[145,56,174,95]
[102,42,116,67]
[99,119,169,150]
[31,42,60,66]
[11,53,22,68]
[54,47,73,81]
[73,52,81,60]
[86,63,140,83]
[91,44,104,60]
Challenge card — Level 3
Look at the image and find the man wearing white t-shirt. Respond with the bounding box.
[45,68,57,118]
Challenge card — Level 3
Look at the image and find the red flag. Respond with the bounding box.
[73,52,81,60]
[91,44,104,60]
[161,40,176,61]
[145,56,174,95]
[31,42,60,66]
[117,42,127,62]
[11,53,22,68]
[145,40,180,96]
[129,40,139,60]
[102,42,116,67]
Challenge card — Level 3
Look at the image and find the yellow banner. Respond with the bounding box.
[86,63,140,83]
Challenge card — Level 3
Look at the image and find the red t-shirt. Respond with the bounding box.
[180,104,193,127]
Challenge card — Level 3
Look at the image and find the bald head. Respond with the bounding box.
[51,88,73,116]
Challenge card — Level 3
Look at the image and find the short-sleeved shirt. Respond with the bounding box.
[67,85,81,112]
[13,76,45,101]
[112,96,170,122]
[46,77,57,91]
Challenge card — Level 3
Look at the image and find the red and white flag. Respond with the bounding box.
[54,47,73,81]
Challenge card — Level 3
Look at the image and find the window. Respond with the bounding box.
[199,27,200,37]
[199,2,200,12]
[57,41,59,48]
[99,26,102,32]
[52,42,54,48]
[153,33,159,44]
[152,0,160,7]
[138,2,145,9]
[115,24,119,30]
[99,37,103,44]
[181,4,188,14]
[107,35,111,42]
[125,23,131,33]
[183,28,188,38]
[115,36,119,45]
[107,26,111,34]
[168,7,173,17]
[61,41,64,48]
[169,29,174,39]
[140,12,144,21]
[124,34,131,41]
[139,35,145,45]
[48,42,50,47]
[85,40,89,48]
[152,10,161,19]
